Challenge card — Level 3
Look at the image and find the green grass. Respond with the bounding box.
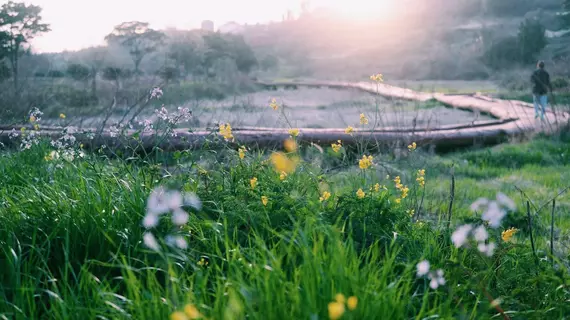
[1,135,570,319]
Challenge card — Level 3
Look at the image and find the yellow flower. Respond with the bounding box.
[334,293,346,304]
[284,138,297,152]
[401,186,409,199]
[288,128,299,137]
[359,113,369,125]
[407,209,415,217]
[501,228,518,242]
[20,127,26,133]
[270,152,299,174]
[331,140,342,153]
[358,155,373,170]
[344,126,354,135]
[328,301,345,320]
[416,169,426,187]
[79,144,84,149]
[33,124,39,130]
[393,176,403,190]
[270,98,279,110]
[408,142,417,151]
[356,188,365,199]
[395,198,402,204]
[44,151,59,161]
[370,73,384,82]
[184,304,202,319]
[29,115,36,123]
[347,296,358,310]
[261,196,269,206]
[238,146,246,160]
[374,183,385,192]
[197,257,208,266]
[250,177,258,190]
[219,123,234,141]
[59,113,66,119]
[279,171,287,181]
[170,311,188,320]
[320,191,331,202]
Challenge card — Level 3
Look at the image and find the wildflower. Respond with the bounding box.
[473,225,489,242]
[331,140,342,153]
[172,209,189,226]
[374,183,381,192]
[165,235,188,249]
[150,87,163,99]
[408,142,417,151]
[358,155,373,170]
[429,269,446,289]
[328,301,345,320]
[44,151,59,161]
[496,192,516,211]
[143,232,160,251]
[29,115,36,123]
[270,98,279,110]
[451,224,473,248]
[347,296,358,310]
[320,191,331,202]
[238,146,247,160]
[356,188,365,199]
[334,293,346,304]
[284,138,297,152]
[184,304,202,319]
[501,227,518,242]
[393,176,403,190]
[395,198,402,204]
[359,113,369,125]
[279,171,287,181]
[407,209,415,217]
[416,169,425,187]
[470,193,515,229]
[261,196,269,206]
[370,73,384,82]
[170,311,188,320]
[219,123,234,141]
[270,152,299,174]
[59,113,66,119]
[481,201,506,229]
[198,257,209,266]
[477,242,496,257]
[288,128,299,137]
[250,177,258,190]
[416,260,430,276]
[400,186,409,199]
[33,124,39,130]
[345,126,354,134]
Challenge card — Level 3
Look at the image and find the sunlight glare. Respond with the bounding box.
[323,0,394,20]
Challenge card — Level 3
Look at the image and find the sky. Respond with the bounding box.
[26,0,395,53]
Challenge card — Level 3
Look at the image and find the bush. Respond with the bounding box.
[46,70,65,78]
[552,77,569,89]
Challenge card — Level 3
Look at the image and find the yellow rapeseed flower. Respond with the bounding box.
[29,115,36,123]
[261,196,269,206]
[401,186,409,199]
[284,138,297,152]
[345,126,354,135]
[395,198,402,204]
[34,124,39,130]
[320,191,331,202]
[219,123,234,141]
[408,142,417,151]
[393,176,403,190]
[270,98,279,111]
[197,257,209,266]
[279,171,287,181]
[335,293,346,304]
[370,73,384,82]
[407,209,415,217]
[416,169,426,187]
[501,228,518,242]
[288,128,299,137]
[347,296,358,310]
[328,301,345,320]
[359,113,369,125]
[374,183,381,192]
[59,113,66,119]
[270,152,299,174]
[238,146,247,160]
[184,304,202,319]
[250,177,258,190]
[356,188,365,199]
[170,311,188,320]
[331,140,342,153]
[358,155,373,170]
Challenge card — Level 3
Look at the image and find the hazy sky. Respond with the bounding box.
[28,0,393,53]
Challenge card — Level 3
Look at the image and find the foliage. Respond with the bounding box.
[517,18,547,64]
[66,63,91,82]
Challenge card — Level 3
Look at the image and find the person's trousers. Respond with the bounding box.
[533,94,548,118]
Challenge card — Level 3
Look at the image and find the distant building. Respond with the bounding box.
[218,21,245,34]
[201,20,214,32]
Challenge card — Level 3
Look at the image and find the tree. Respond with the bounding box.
[66,63,90,82]
[168,40,200,78]
[517,18,547,64]
[0,1,50,93]
[562,0,570,28]
[105,21,166,77]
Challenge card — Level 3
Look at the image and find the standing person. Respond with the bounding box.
[530,60,553,120]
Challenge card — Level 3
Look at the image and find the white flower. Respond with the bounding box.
[416,260,430,277]
[146,187,183,215]
[143,232,160,251]
[165,235,188,249]
[451,224,473,248]
[428,269,446,289]
[482,201,506,228]
[473,225,488,242]
[496,193,516,211]
[184,193,202,210]
[171,209,189,226]
[477,242,496,257]
[143,214,159,228]
[150,87,163,99]
[392,231,398,240]
[430,278,439,289]
[470,198,489,211]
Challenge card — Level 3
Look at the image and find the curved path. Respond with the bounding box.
[1,80,568,151]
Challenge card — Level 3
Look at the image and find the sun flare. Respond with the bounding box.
[322,0,394,19]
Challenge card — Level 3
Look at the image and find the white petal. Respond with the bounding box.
[172,209,189,226]
[416,260,430,277]
[430,278,439,289]
[482,201,506,229]
[143,232,160,251]
[142,214,159,228]
[175,236,188,249]
[451,224,472,248]
[473,225,488,242]
[184,193,202,210]
[147,187,170,215]
[438,276,446,286]
[496,193,516,211]
[166,191,183,210]
[470,198,489,212]
[485,242,496,257]
[436,269,444,278]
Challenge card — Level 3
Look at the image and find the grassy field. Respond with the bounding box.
[1,120,570,319]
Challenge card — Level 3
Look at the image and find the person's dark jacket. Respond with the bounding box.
[531,68,552,95]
